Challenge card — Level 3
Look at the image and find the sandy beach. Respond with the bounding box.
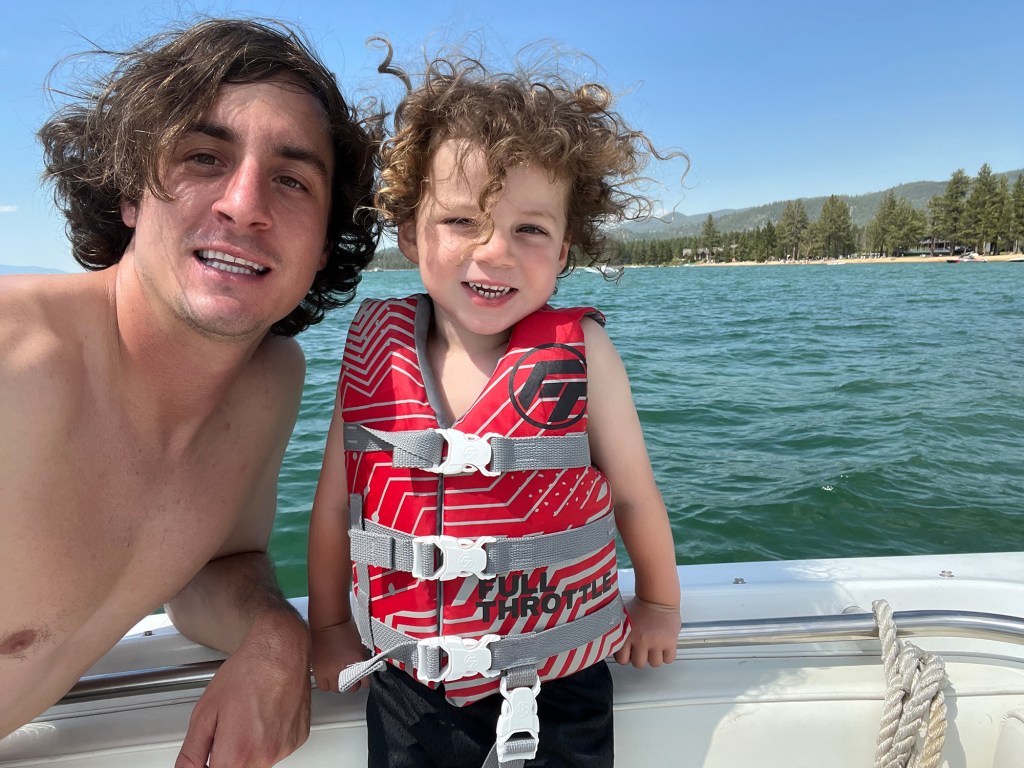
[691,252,1023,267]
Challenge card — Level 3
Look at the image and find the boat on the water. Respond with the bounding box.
[946,252,988,263]
[2,551,1023,767]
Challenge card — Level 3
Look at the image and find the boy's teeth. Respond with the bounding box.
[468,282,512,299]
[197,250,268,275]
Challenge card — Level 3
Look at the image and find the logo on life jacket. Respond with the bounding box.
[509,344,587,429]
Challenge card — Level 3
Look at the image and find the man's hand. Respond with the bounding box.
[175,611,311,768]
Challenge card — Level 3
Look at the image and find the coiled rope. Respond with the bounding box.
[873,599,949,768]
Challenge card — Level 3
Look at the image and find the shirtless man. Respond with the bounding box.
[0,19,378,767]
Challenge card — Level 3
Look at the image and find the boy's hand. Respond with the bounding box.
[613,596,681,668]
[311,620,370,692]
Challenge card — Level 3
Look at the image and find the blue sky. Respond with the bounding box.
[2,0,1021,271]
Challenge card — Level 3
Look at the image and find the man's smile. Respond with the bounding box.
[195,250,269,276]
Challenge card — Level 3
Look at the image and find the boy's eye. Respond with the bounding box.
[519,224,548,236]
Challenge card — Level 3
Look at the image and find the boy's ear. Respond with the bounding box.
[398,220,420,265]
[558,238,571,270]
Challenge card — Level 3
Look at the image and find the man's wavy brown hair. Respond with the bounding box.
[375,52,685,271]
[39,17,381,337]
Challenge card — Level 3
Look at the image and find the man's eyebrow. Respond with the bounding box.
[189,121,331,180]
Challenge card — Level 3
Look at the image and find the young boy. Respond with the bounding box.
[308,54,682,768]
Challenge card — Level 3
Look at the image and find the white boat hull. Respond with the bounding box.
[3,552,1024,767]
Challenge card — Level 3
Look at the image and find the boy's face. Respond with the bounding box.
[398,140,570,345]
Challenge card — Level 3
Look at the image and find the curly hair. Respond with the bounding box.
[39,17,382,337]
[374,51,685,271]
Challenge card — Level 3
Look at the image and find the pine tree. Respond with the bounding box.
[934,169,972,252]
[814,195,856,259]
[700,214,721,261]
[1012,174,1024,253]
[965,163,1001,253]
[778,199,810,260]
[866,189,899,255]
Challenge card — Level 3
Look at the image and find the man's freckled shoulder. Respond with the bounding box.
[0,277,80,386]
[241,333,307,418]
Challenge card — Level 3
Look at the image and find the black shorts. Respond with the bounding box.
[366,662,614,768]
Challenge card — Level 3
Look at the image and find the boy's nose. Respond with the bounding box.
[212,161,272,229]
[469,231,515,268]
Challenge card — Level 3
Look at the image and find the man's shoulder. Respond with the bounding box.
[253,332,306,384]
[0,273,105,382]
[238,333,307,420]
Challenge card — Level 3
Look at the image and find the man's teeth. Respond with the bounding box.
[197,250,268,275]
[468,283,512,299]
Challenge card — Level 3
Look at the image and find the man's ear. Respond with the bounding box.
[318,245,329,271]
[121,200,138,228]
[398,220,420,265]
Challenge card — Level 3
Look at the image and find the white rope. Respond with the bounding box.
[873,599,949,768]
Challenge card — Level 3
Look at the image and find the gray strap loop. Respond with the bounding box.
[349,514,617,578]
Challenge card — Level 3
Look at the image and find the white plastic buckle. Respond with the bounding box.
[412,535,497,581]
[415,634,501,683]
[429,428,500,476]
[496,675,541,762]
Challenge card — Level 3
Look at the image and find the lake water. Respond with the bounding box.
[270,263,1024,597]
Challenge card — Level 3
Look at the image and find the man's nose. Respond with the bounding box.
[212,161,272,229]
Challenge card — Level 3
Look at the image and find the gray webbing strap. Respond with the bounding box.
[483,666,540,768]
[340,595,624,689]
[348,514,617,577]
[343,423,591,473]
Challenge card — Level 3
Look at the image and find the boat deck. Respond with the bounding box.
[3,552,1023,767]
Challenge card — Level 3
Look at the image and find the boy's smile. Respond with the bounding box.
[399,140,570,348]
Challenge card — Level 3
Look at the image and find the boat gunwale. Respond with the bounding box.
[62,608,1024,704]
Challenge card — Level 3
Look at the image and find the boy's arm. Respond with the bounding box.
[307,394,367,691]
[583,318,681,667]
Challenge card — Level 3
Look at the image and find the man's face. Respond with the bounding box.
[121,75,334,342]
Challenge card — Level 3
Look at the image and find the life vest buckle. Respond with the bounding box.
[412,534,497,581]
[430,429,500,476]
[415,634,501,683]
[496,674,541,762]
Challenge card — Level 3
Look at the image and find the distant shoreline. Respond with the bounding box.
[686,252,1023,268]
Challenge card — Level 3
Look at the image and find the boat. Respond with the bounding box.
[582,264,625,280]
[3,551,1023,767]
[946,252,988,263]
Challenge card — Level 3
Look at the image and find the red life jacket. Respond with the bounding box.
[339,295,628,707]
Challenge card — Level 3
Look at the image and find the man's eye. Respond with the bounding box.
[190,153,218,166]
[279,176,308,191]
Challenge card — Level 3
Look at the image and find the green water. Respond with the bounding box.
[270,264,1024,597]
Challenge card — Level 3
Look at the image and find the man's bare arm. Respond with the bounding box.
[167,337,312,768]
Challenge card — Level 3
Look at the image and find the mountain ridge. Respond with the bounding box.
[622,168,1024,239]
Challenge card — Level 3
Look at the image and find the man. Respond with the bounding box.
[0,18,379,767]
